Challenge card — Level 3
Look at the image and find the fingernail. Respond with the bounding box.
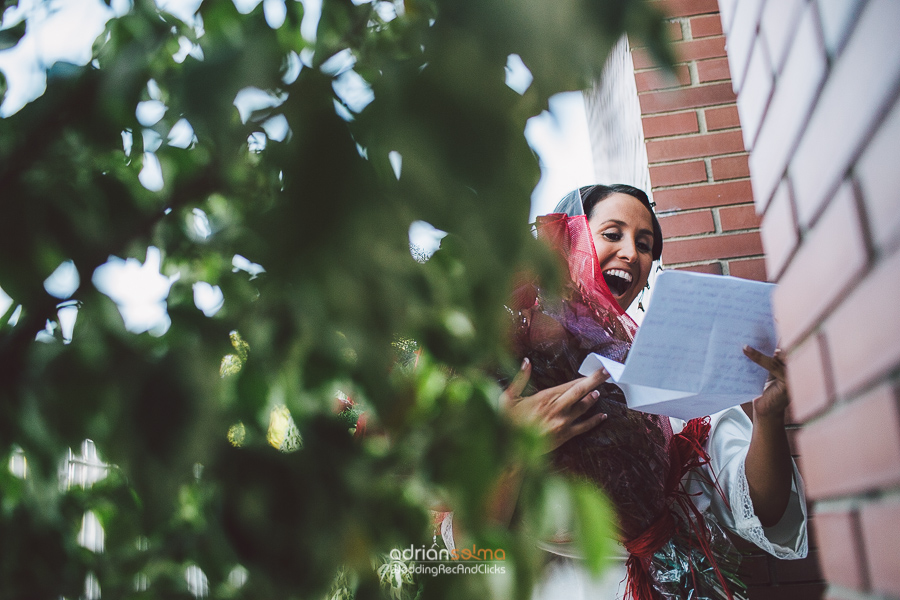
[521,358,530,370]
[590,390,600,399]
[601,413,608,421]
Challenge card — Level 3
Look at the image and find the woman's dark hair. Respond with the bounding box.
[580,184,663,261]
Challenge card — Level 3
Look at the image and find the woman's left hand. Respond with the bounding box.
[743,346,789,419]
[742,345,794,527]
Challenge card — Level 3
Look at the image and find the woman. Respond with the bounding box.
[457,184,807,599]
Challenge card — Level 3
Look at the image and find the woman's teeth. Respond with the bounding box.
[602,269,633,296]
[605,269,632,283]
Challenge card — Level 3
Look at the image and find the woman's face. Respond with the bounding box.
[587,193,656,311]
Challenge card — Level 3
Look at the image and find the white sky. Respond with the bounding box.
[0,0,125,117]
[526,91,596,221]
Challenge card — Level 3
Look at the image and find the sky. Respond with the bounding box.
[525,92,595,221]
[0,0,597,333]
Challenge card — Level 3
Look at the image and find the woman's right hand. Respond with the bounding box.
[500,358,610,452]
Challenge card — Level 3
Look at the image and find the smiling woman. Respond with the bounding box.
[487,183,808,599]
[585,191,657,310]
[555,184,662,310]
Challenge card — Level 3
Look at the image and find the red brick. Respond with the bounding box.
[696,57,731,83]
[859,501,900,596]
[724,0,764,91]
[738,554,770,585]
[808,514,820,549]
[760,0,805,73]
[746,583,826,600]
[705,105,741,130]
[663,231,762,264]
[673,37,728,62]
[719,203,760,230]
[790,0,900,227]
[784,393,804,427]
[736,40,774,149]
[772,182,866,350]
[748,4,825,212]
[654,180,754,211]
[667,20,684,42]
[630,20,685,49]
[640,83,737,114]
[631,47,653,70]
[711,154,750,181]
[690,14,723,38]
[797,383,900,499]
[760,181,798,281]
[774,551,823,582]
[786,334,833,423]
[786,427,800,456]
[631,36,725,69]
[655,0,720,19]
[634,64,692,92]
[825,244,900,397]
[673,262,722,275]
[649,160,707,187]
[646,130,745,162]
[813,511,867,590]
[658,209,715,238]
[728,257,766,280]
[641,111,699,138]
[856,93,900,252]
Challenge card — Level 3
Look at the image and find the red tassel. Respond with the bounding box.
[625,554,660,600]
[620,417,735,600]
[624,510,676,599]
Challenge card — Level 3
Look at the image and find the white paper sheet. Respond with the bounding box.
[578,271,777,420]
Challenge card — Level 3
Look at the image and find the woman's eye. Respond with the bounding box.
[601,232,622,242]
[637,241,652,253]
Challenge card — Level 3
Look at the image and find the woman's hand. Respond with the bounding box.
[500,358,610,452]
[742,345,794,527]
[742,346,789,420]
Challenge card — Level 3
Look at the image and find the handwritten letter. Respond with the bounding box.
[578,271,777,420]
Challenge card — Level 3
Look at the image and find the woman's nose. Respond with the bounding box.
[617,239,638,262]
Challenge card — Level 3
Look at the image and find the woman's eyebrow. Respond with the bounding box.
[598,219,653,237]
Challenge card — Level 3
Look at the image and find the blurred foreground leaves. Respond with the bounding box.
[0,0,670,597]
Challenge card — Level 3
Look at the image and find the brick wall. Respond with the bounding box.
[631,1,836,598]
[718,0,900,598]
[634,0,766,282]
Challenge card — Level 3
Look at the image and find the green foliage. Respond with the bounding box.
[0,0,671,597]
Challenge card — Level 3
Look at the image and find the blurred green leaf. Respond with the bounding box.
[0,0,673,596]
[571,480,618,576]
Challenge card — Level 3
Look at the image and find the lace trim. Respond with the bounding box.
[440,512,455,552]
[732,459,807,560]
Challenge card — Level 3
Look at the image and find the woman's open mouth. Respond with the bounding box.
[602,269,633,297]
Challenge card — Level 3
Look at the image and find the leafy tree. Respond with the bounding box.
[0,0,671,598]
